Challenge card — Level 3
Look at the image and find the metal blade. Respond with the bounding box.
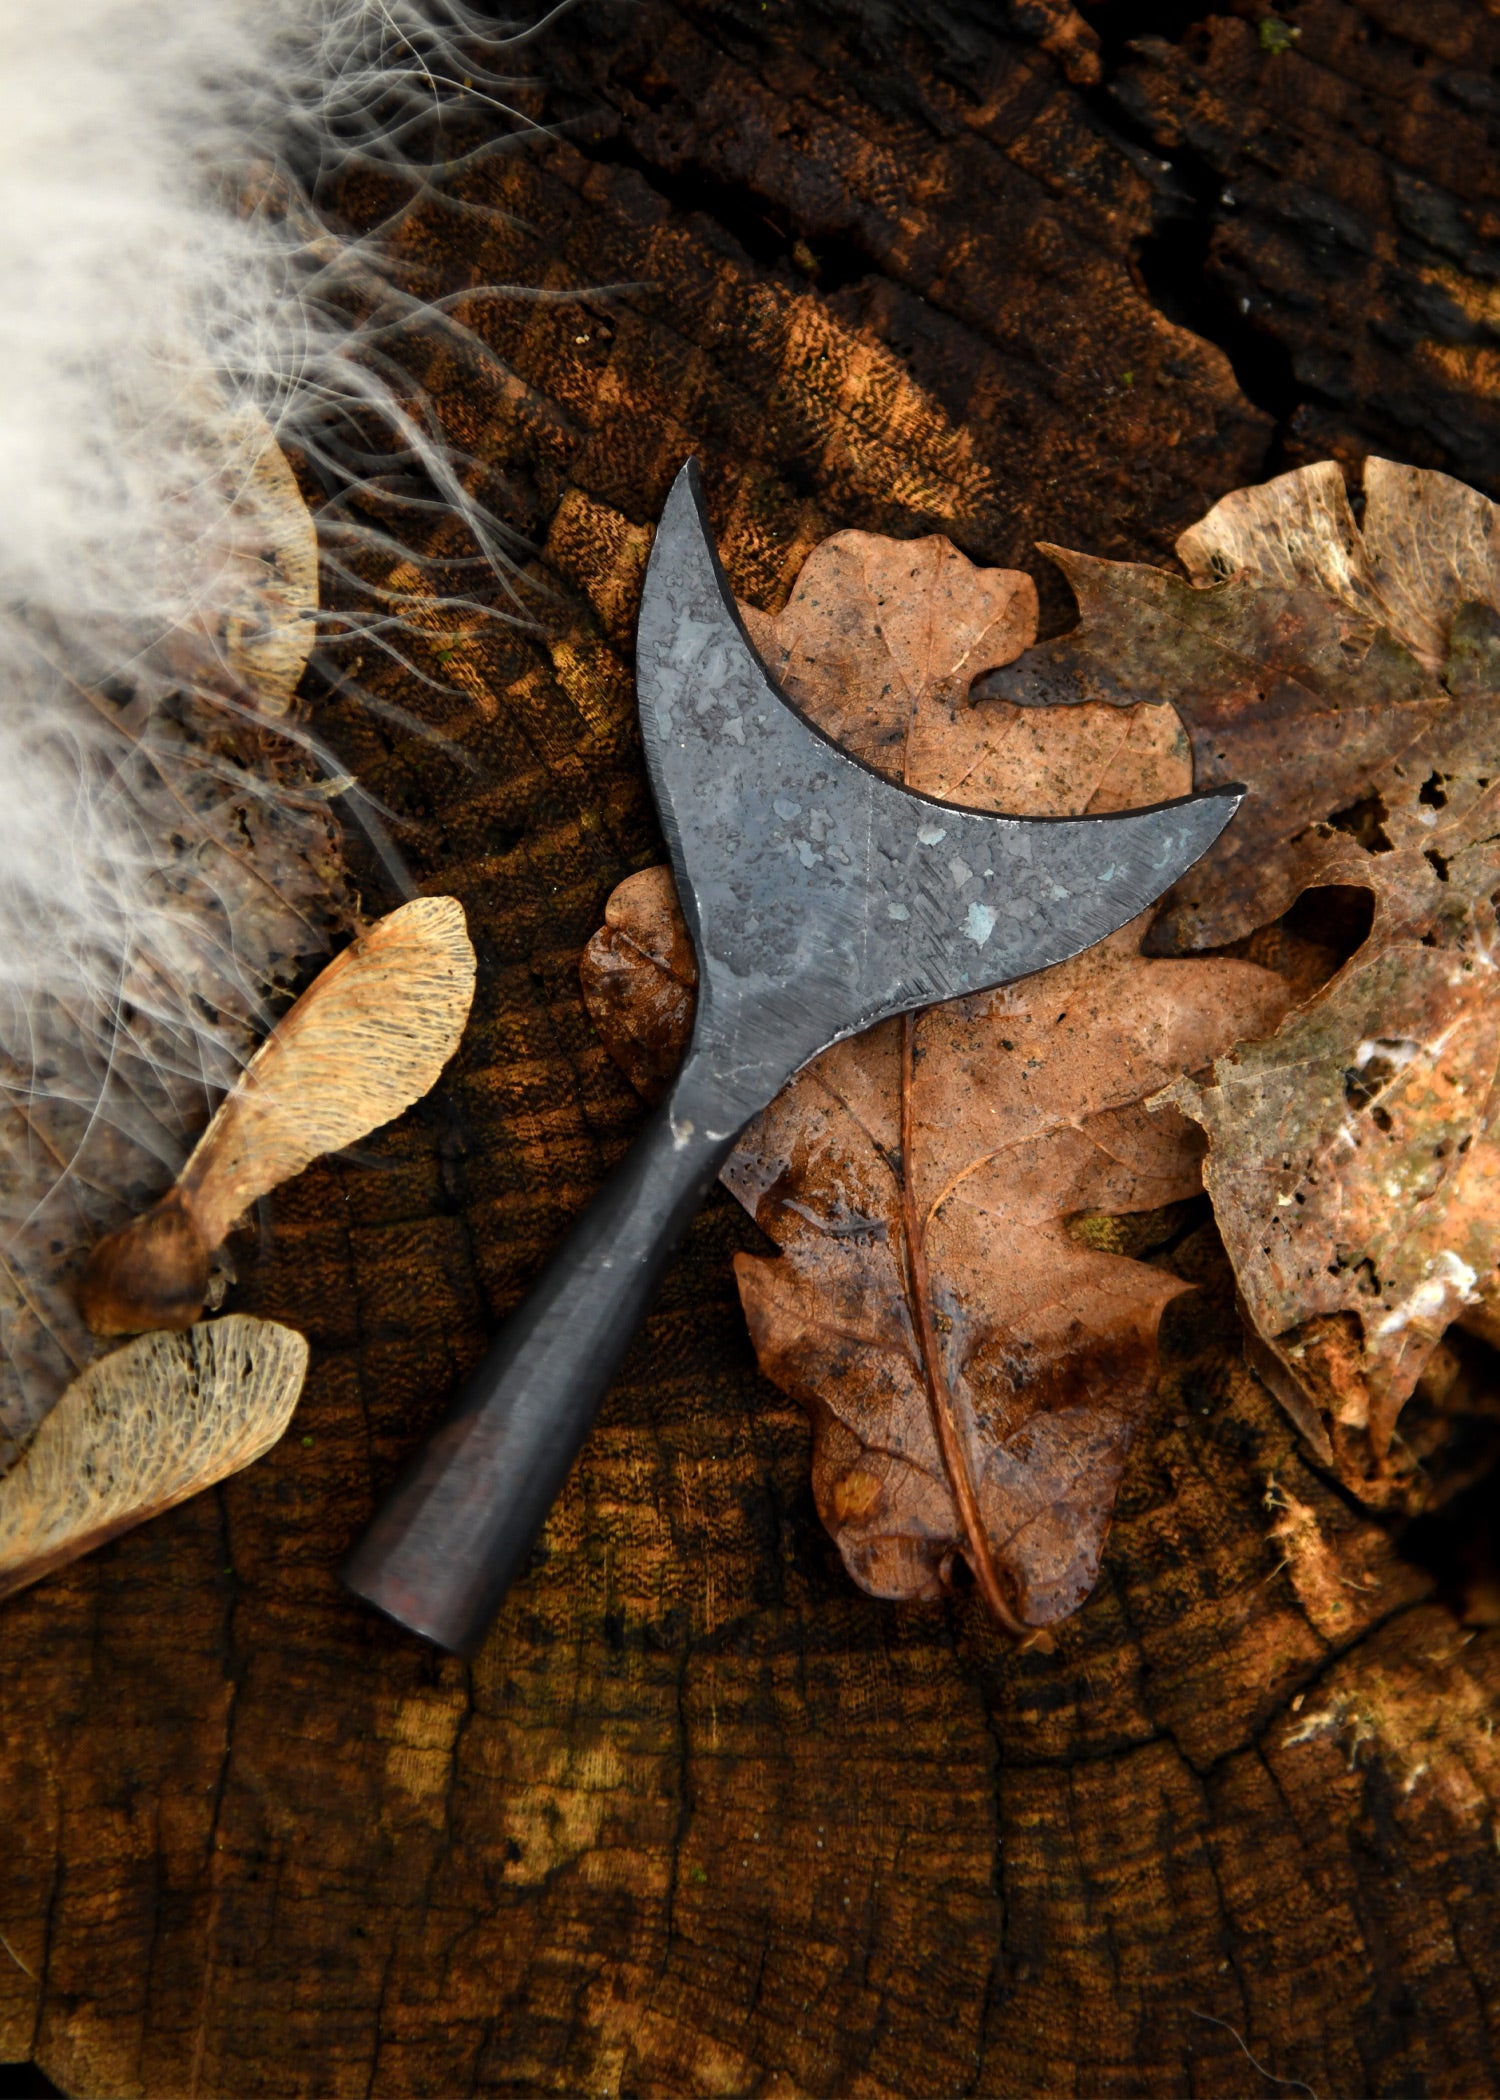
[636,461,1242,1123]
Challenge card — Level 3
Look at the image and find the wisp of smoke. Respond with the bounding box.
[0,0,544,1458]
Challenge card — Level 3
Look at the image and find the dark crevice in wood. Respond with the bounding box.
[1397,1332,1500,1622]
[1079,10,1320,463]
[1085,0,1223,60]
[0,2068,61,2100]
[1118,130,1307,437]
[571,130,879,296]
[1074,0,1500,492]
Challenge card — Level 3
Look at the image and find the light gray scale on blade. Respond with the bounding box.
[635,462,1242,1125]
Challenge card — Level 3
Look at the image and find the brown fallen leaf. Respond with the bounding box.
[1164,756,1500,1497]
[1141,461,1500,1499]
[582,866,698,1105]
[582,531,1286,1628]
[0,1316,308,1603]
[979,457,1484,954]
[81,895,476,1335]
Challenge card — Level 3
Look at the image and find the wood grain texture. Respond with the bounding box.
[4,3,1500,2095]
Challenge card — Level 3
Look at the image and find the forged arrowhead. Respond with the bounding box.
[342,463,1247,1657]
[635,461,1242,1122]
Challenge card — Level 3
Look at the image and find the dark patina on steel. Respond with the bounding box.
[344,461,1243,1655]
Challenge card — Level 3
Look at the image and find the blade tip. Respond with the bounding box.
[1189,781,1246,840]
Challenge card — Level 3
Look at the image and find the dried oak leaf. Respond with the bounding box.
[1146,468,1500,1497]
[1067,461,1495,1503]
[0,1316,308,1603]
[979,457,1499,953]
[1165,850,1500,1495]
[582,531,1286,1628]
[81,896,476,1335]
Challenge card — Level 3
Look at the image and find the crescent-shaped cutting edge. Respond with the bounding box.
[636,456,1243,914]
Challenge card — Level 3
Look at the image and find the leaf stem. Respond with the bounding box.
[898,1011,1028,1638]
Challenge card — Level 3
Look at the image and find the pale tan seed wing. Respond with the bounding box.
[0,1316,308,1601]
[179,895,475,1249]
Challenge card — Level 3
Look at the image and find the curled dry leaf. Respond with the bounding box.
[0,1316,308,1603]
[582,530,1286,1628]
[1145,462,1500,1498]
[81,896,476,1335]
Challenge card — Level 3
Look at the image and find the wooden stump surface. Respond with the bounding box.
[6,3,1500,2094]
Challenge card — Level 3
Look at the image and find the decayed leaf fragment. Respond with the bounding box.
[1167,893,1500,1493]
[0,1316,308,1602]
[583,530,1286,1627]
[1142,460,1500,1494]
[980,457,1491,953]
[81,896,476,1335]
